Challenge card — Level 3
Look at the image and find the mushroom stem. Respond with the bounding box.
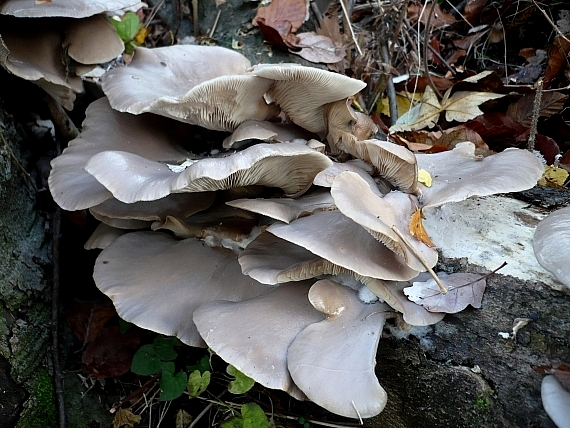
[391,225,447,294]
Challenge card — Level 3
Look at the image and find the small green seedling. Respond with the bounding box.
[187,370,211,398]
[111,11,145,54]
[227,364,255,394]
[220,402,269,428]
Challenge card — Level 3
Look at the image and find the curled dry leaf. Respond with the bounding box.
[290,32,345,64]
[403,272,487,313]
[409,207,436,248]
[252,0,309,45]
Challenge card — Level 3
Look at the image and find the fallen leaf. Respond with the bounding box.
[404,272,487,313]
[252,0,309,45]
[463,0,488,25]
[82,325,140,378]
[409,207,436,247]
[175,410,193,428]
[418,169,432,187]
[113,407,141,428]
[507,92,568,128]
[514,132,560,164]
[544,35,570,88]
[378,91,423,118]
[408,2,457,29]
[66,299,117,347]
[390,86,504,132]
[290,32,345,63]
[538,166,569,188]
[464,112,527,147]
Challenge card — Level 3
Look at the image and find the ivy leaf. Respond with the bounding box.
[131,344,162,376]
[159,370,188,401]
[220,403,269,428]
[152,337,178,361]
[187,370,211,398]
[227,365,255,394]
[187,355,211,374]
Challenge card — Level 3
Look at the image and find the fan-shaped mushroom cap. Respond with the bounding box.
[325,99,378,154]
[84,142,332,203]
[194,281,325,400]
[90,192,216,224]
[341,139,419,194]
[63,14,124,64]
[267,210,419,281]
[250,63,366,137]
[239,232,355,284]
[0,19,83,109]
[226,190,334,224]
[84,223,128,250]
[222,120,316,149]
[331,171,437,271]
[90,212,151,230]
[48,98,194,211]
[533,206,570,289]
[287,279,389,418]
[102,45,280,131]
[94,231,270,347]
[541,375,570,428]
[0,0,143,18]
[416,142,544,209]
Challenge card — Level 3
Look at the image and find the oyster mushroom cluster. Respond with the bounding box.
[0,0,144,109]
[48,44,545,418]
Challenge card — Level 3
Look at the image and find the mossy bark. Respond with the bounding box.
[0,97,54,428]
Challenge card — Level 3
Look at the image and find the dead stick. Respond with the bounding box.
[192,0,199,37]
[391,225,447,294]
[528,78,543,152]
[208,9,221,38]
[339,0,363,56]
[423,2,443,99]
[380,42,399,122]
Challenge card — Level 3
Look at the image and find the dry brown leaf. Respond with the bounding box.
[403,272,487,313]
[290,32,345,63]
[252,0,309,41]
[409,207,436,248]
[544,35,570,88]
[506,92,568,128]
[463,0,488,25]
[113,408,141,428]
[175,409,193,428]
[408,2,457,29]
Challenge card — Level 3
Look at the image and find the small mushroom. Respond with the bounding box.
[533,206,570,289]
[84,223,128,250]
[94,231,270,346]
[222,120,317,149]
[84,142,332,203]
[250,63,366,137]
[193,281,325,400]
[287,279,389,418]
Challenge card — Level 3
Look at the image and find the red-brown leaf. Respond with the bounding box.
[252,0,309,41]
[544,35,570,88]
[66,299,117,347]
[506,92,568,128]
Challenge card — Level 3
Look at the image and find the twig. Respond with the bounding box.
[44,95,79,142]
[0,130,38,193]
[381,42,399,122]
[423,1,443,99]
[339,0,363,56]
[528,78,543,152]
[52,206,66,428]
[531,0,570,44]
[110,375,160,413]
[190,391,225,428]
[444,0,473,28]
[391,225,448,294]
[405,21,456,76]
[208,9,221,38]
[192,0,199,37]
[144,0,166,28]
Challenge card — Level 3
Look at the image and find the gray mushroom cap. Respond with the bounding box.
[416,142,544,209]
[48,98,194,211]
[533,206,570,289]
[94,231,270,347]
[193,281,325,400]
[541,375,570,428]
[267,210,419,281]
[287,279,389,418]
[222,120,316,149]
[251,63,366,137]
[84,142,332,203]
[0,0,143,18]
[102,45,280,131]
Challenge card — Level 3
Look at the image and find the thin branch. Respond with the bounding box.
[381,41,399,122]
[340,0,363,56]
[528,78,543,152]
[423,1,443,99]
[208,9,221,38]
[391,225,448,294]
[192,0,199,38]
[531,0,570,44]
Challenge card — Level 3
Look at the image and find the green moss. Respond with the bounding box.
[17,368,57,428]
[475,396,491,410]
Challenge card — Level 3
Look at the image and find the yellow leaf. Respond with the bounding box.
[135,27,148,45]
[113,408,141,428]
[409,208,436,248]
[538,165,569,188]
[378,92,423,117]
[418,169,432,187]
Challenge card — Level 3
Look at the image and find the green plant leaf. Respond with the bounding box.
[153,337,178,361]
[160,361,175,374]
[111,11,141,43]
[241,403,269,428]
[187,370,211,398]
[187,355,211,374]
[131,344,162,376]
[221,417,243,428]
[118,318,131,334]
[159,370,188,401]
[227,365,255,394]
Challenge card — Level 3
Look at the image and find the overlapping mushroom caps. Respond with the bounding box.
[0,0,138,109]
[47,42,549,420]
